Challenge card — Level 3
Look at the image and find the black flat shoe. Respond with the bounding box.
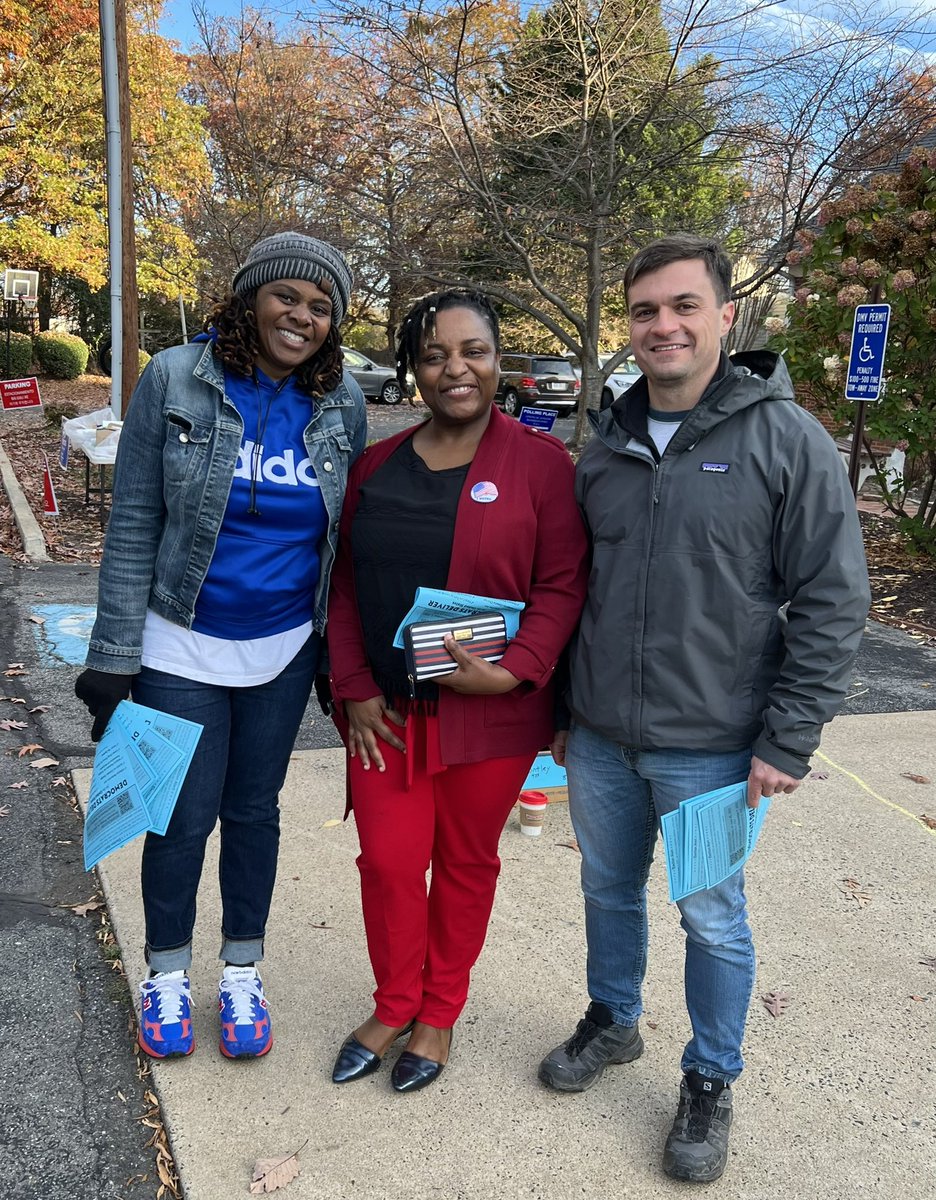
[391,1047,448,1093]
[332,1023,414,1084]
[332,1034,381,1084]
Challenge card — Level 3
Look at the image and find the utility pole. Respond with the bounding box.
[99,0,138,418]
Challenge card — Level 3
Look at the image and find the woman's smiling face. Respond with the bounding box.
[415,306,500,428]
[252,278,333,379]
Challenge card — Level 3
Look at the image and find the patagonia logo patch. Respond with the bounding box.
[700,462,730,474]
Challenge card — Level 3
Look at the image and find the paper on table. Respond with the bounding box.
[392,587,525,650]
[661,781,771,903]
[83,700,203,870]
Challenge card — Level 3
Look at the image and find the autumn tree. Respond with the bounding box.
[184,6,358,300]
[0,0,208,327]
[771,148,936,550]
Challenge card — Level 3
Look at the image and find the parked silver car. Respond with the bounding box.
[341,346,409,405]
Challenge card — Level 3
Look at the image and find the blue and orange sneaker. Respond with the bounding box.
[138,971,194,1058]
[218,966,272,1058]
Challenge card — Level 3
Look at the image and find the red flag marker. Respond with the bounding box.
[42,453,59,517]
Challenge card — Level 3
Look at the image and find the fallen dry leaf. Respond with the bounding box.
[321,818,341,828]
[70,899,105,917]
[28,615,45,625]
[556,838,580,853]
[17,744,43,757]
[902,773,931,785]
[920,814,936,829]
[4,667,26,677]
[28,705,50,714]
[7,781,27,789]
[250,1141,307,1195]
[29,757,60,769]
[3,696,26,705]
[809,771,829,780]
[0,719,28,730]
[51,776,68,786]
[839,877,872,907]
[760,991,791,1018]
[909,995,928,1002]
[0,805,9,817]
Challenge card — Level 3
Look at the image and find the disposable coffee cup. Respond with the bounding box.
[518,790,549,836]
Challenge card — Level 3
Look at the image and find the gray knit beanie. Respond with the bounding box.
[231,232,353,327]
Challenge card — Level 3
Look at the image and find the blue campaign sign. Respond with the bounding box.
[845,304,891,402]
[518,406,558,433]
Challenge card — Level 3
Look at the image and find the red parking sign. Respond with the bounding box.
[0,377,42,410]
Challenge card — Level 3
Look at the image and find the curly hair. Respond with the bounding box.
[395,288,501,390]
[204,292,344,397]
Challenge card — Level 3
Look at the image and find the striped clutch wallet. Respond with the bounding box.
[402,612,508,683]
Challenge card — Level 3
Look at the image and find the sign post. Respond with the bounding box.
[844,293,890,497]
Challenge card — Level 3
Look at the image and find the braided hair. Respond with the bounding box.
[395,289,501,390]
[204,292,344,397]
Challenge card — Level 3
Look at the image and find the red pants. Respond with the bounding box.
[348,712,534,1027]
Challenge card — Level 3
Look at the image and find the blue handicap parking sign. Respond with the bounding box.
[845,304,891,402]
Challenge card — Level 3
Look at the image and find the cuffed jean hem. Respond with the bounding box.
[146,940,193,974]
[681,1063,739,1086]
[220,935,264,966]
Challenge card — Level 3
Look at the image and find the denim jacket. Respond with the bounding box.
[86,341,367,674]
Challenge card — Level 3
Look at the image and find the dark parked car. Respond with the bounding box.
[341,346,409,405]
[494,353,581,417]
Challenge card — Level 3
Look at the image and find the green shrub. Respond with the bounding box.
[0,331,34,380]
[34,331,90,380]
[137,350,152,375]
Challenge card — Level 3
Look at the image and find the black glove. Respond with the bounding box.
[74,669,134,742]
[313,673,335,718]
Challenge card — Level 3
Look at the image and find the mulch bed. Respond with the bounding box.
[2,374,934,645]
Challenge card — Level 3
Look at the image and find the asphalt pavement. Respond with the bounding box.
[0,398,934,1197]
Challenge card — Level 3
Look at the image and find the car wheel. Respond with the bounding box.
[503,389,521,417]
[380,380,403,406]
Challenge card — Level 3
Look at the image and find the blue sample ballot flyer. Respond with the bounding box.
[392,587,525,649]
[83,700,203,870]
[660,781,771,903]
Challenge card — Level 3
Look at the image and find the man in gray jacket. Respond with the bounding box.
[539,235,870,1183]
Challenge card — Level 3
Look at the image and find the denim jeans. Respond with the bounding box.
[132,633,319,973]
[566,721,755,1083]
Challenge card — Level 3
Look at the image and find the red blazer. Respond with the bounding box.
[327,405,589,764]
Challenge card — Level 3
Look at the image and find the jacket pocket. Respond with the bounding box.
[163,411,213,484]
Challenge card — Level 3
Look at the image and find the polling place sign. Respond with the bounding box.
[845,304,891,402]
[0,377,42,411]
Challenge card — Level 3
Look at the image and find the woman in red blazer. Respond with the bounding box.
[327,289,588,1093]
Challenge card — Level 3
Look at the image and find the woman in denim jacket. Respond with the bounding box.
[75,233,366,1061]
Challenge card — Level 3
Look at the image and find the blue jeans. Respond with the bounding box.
[132,634,319,973]
[566,721,755,1084]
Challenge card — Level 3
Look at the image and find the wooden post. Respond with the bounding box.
[115,0,138,412]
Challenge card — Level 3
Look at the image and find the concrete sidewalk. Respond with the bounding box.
[74,711,936,1199]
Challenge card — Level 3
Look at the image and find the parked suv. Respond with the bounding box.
[341,346,409,405]
[495,353,580,416]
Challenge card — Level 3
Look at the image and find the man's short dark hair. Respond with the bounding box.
[624,235,733,305]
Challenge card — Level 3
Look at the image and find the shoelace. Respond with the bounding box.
[145,975,189,1023]
[685,1092,721,1142]
[222,972,262,1024]
[565,1016,603,1056]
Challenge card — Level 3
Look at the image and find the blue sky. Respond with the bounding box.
[157,0,936,62]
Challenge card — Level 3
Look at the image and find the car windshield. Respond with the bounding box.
[532,358,575,377]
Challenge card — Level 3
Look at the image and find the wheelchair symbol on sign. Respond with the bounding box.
[858,338,874,362]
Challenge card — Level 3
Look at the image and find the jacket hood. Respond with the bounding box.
[590,349,795,454]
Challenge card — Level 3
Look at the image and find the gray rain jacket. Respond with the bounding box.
[568,350,870,778]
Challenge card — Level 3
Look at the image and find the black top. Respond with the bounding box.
[351,438,468,705]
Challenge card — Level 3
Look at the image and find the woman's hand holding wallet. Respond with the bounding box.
[345,696,407,773]
[434,635,519,696]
